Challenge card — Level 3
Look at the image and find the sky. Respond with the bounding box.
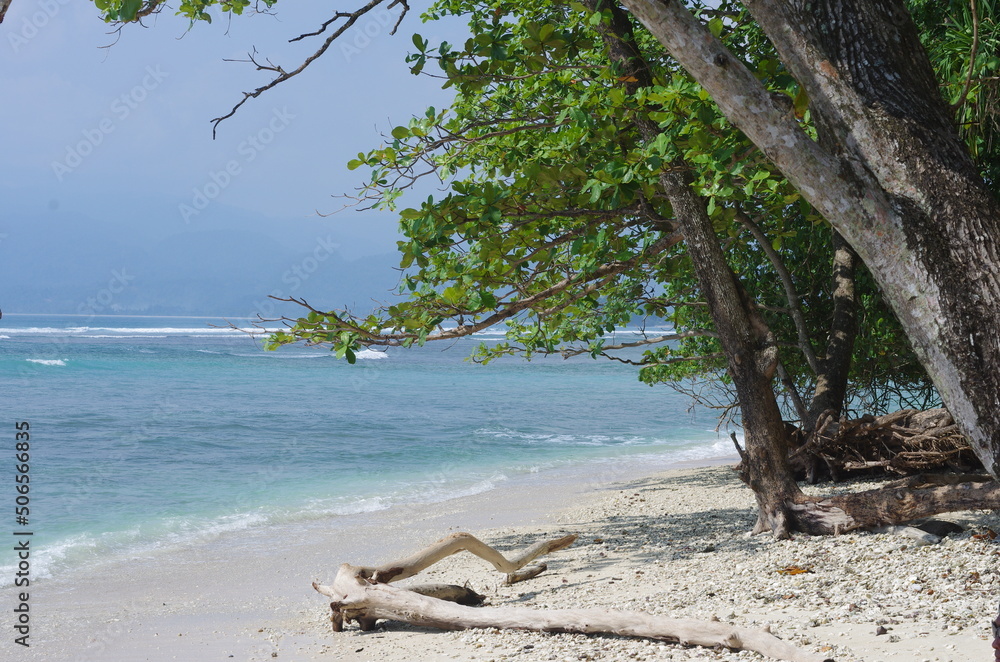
[0,1,467,316]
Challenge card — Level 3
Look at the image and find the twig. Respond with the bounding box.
[211,0,409,137]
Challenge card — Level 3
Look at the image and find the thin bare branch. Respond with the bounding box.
[776,361,808,422]
[736,208,819,374]
[559,329,718,358]
[211,0,408,137]
[600,351,725,367]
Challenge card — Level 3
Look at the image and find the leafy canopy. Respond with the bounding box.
[94,0,275,24]
[91,0,996,414]
[263,0,941,414]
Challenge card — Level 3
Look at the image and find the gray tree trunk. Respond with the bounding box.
[804,230,858,434]
[622,0,1000,479]
[591,0,805,536]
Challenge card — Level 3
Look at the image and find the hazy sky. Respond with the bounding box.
[1,1,464,257]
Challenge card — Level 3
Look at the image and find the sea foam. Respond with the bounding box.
[4,326,280,336]
[26,358,67,366]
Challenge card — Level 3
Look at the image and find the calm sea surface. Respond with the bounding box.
[1,314,732,583]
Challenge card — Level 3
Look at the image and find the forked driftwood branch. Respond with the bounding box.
[313,532,833,662]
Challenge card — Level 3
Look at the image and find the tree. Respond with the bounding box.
[70,0,1000,532]
[55,0,1000,652]
[620,0,1000,485]
[251,0,998,537]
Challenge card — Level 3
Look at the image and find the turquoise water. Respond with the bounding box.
[1,314,732,582]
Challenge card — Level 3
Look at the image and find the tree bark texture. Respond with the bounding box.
[804,230,858,433]
[790,473,1000,534]
[621,0,1000,479]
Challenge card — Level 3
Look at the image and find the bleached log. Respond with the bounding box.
[363,531,577,583]
[504,562,547,584]
[315,566,831,662]
[314,533,833,662]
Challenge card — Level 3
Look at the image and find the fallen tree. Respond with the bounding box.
[313,532,833,662]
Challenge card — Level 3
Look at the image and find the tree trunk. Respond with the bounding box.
[789,474,1000,534]
[620,0,1000,479]
[593,0,1000,539]
[662,173,804,537]
[592,0,805,538]
[804,230,858,434]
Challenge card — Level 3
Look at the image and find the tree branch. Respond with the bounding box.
[264,231,684,347]
[951,0,980,110]
[736,208,819,374]
[600,351,725,367]
[618,0,904,271]
[559,329,718,358]
[211,0,408,137]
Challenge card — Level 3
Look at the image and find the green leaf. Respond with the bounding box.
[120,0,141,19]
[792,86,810,118]
[708,17,724,38]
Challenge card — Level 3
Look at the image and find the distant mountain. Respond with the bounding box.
[0,197,405,317]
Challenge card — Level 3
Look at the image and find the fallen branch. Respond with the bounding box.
[313,532,832,662]
[789,408,979,481]
[364,531,577,584]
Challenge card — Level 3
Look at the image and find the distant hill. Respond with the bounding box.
[0,195,405,317]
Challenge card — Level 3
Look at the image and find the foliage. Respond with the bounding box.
[910,0,1000,185]
[88,0,979,417]
[93,0,276,25]
[260,0,941,417]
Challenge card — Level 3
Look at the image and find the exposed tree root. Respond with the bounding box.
[788,473,1000,535]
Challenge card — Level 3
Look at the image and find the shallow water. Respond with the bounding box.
[1,313,733,582]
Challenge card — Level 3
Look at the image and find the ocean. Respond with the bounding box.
[1,313,734,584]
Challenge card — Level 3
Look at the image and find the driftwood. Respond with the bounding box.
[790,408,979,483]
[313,532,833,662]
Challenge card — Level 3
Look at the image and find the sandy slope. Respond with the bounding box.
[7,464,999,662]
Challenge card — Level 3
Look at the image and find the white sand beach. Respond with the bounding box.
[6,463,999,662]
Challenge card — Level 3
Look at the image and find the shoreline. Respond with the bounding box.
[5,444,739,587]
[6,461,998,661]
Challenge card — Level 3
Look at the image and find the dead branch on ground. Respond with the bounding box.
[313,532,833,662]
